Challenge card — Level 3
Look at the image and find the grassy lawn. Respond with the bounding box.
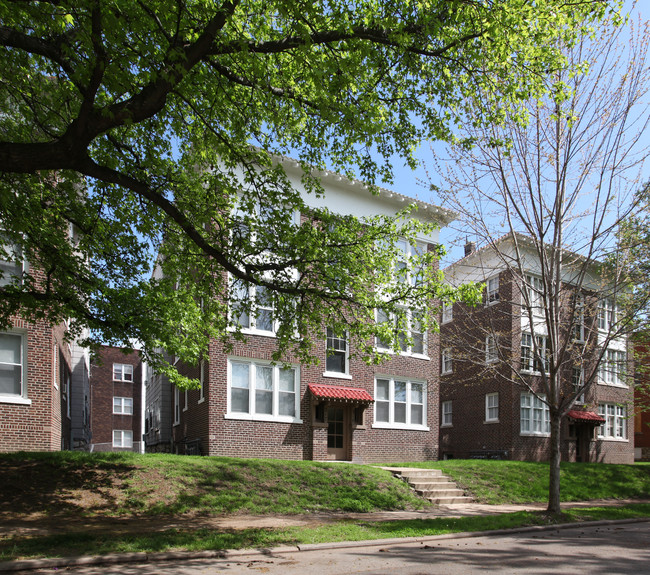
[387,460,650,504]
[1,452,649,562]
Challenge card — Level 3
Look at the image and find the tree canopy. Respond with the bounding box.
[0,0,615,384]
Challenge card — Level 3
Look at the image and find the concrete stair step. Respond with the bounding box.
[408,480,457,489]
[379,466,473,506]
[428,496,474,505]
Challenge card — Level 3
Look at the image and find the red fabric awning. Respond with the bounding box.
[308,383,374,403]
[567,409,605,423]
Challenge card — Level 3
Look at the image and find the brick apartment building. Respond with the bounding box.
[439,235,634,464]
[90,345,144,452]
[146,164,454,462]
[0,238,91,452]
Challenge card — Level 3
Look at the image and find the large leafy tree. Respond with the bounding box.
[0,0,613,384]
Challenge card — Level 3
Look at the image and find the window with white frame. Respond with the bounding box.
[598,403,627,439]
[520,393,550,435]
[485,335,497,363]
[598,349,626,386]
[113,430,133,448]
[598,298,617,331]
[394,238,427,286]
[441,348,452,374]
[325,329,348,374]
[572,294,585,342]
[228,359,300,422]
[113,396,133,415]
[0,331,27,401]
[520,333,549,373]
[376,308,427,357]
[0,237,25,286]
[486,276,499,304]
[198,360,205,403]
[485,393,499,422]
[525,274,544,315]
[374,377,427,429]
[441,400,452,427]
[572,367,585,403]
[113,363,134,382]
[231,279,276,335]
[441,302,453,323]
[173,386,180,425]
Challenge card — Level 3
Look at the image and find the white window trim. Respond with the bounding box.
[113,396,134,415]
[485,335,497,364]
[485,392,499,423]
[393,238,427,287]
[198,360,206,404]
[520,393,550,436]
[225,357,302,424]
[572,294,585,342]
[0,237,27,286]
[0,330,30,405]
[229,277,279,338]
[572,367,585,404]
[486,275,500,305]
[597,348,627,388]
[441,348,452,375]
[520,333,549,374]
[441,302,453,324]
[597,403,628,441]
[598,298,617,332]
[373,376,429,431]
[113,363,134,382]
[441,400,452,428]
[525,274,544,316]
[183,389,188,412]
[173,386,180,426]
[324,328,350,378]
[113,429,133,448]
[374,308,429,360]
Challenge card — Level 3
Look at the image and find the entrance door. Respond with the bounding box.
[327,407,348,460]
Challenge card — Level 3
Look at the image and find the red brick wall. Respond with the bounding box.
[90,346,142,451]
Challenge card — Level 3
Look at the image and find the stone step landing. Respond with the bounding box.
[381,466,473,505]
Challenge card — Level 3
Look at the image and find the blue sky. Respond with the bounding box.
[382,0,650,265]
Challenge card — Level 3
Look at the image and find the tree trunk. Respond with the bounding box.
[547,412,562,514]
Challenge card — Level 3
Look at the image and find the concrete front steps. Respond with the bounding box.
[382,467,473,505]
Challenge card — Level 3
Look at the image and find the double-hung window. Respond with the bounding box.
[0,331,28,403]
[441,349,452,375]
[227,359,301,422]
[598,349,626,386]
[231,279,276,335]
[375,308,427,357]
[113,363,134,382]
[598,404,627,439]
[374,377,427,429]
[486,276,499,304]
[485,335,497,363]
[525,275,544,315]
[325,329,348,375]
[520,393,550,435]
[0,237,25,286]
[520,333,548,373]
[441,302,453,324]
[113,396,133,415]
[113,430,133,448]
[394,239,427,286]
[572,294,585,342]
[572,367,585,403]
[598,298,616,331]
[485,393,499,422]
[441,400,452,427]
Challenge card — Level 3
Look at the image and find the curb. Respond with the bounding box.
[1,517,649,572]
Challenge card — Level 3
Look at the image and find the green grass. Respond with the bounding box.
[2,503,649,561]
[0,451,427,517]
[386,460,650,504]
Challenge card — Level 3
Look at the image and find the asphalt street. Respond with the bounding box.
[13,520,650,575]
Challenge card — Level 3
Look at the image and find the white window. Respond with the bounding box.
[113,396,133,415]
[598,298,617,331]
[441,348,452,374]
[520,393,550,435]
[485,393,499,422]
[572,294,585,342]
[183,389,188,412]
[572,367,585,404]
[173,386,180,425]
[598,349,626,386]
[325,329,348,375]
[394,238,427,286]
[525,275,544,315]
[485,335,497,363]
[0,331,28,403]
[113,363,134,382]
[0,238,25,286]
[198,360,205,403]
[375,308,427,357]
[227,359,301,422]
[598,404,627,440]
[520,333,548,373]
[441,302,453,323]
[441,400,452,427]
[374,377,427,429]
[486,276,499,304]
[113,430,133,448]
[231,279,276,335]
